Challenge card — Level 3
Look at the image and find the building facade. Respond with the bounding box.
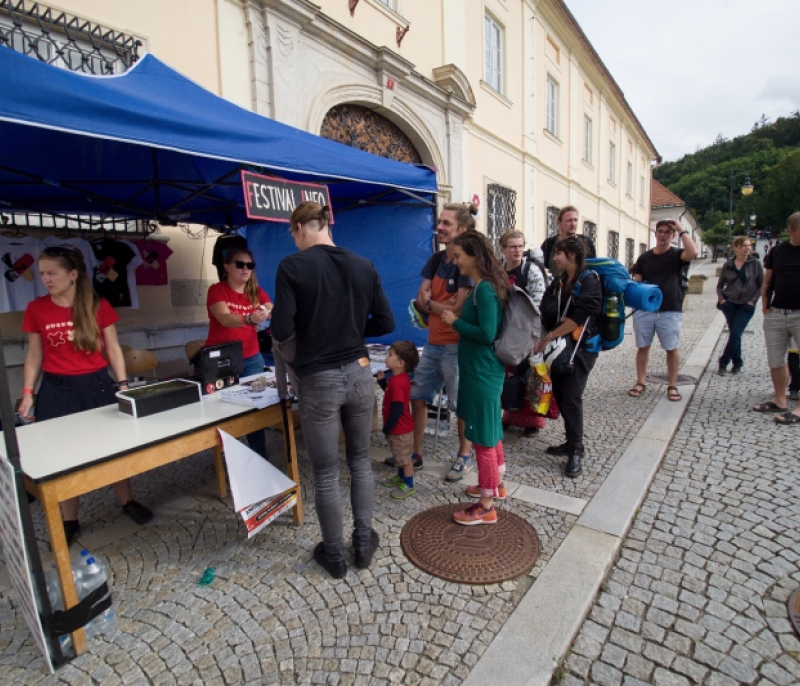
[650,179,705,256]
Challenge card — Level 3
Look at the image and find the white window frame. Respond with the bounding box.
[609,143,616,184]
[484,14,503,94]
[626,161,633,197]
[583,115,592,164]
[546,75,558,136]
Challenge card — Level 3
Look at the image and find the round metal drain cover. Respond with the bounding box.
[788,587,800,637]
[646,373,697,385]
[400,503,539,585]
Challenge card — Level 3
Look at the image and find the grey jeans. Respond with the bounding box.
[298,360,375,563]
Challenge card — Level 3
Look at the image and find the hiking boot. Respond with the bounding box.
[565,445,583,478]
[384,453,423,469]
[453,503,497,525]
[466,483,507,500]
[546,442,584,456]
[445,455,473,482]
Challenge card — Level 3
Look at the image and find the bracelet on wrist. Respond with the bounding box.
[21,388,34,395]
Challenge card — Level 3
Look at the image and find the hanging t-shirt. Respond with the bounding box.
[420,251,473,345]
[205,281,271,359]
[0,236,44,312]
[90,238,137,308]
[131,238,174,286]
[22,296,118,376]
[41,236,98,274]
[119,239,144,308]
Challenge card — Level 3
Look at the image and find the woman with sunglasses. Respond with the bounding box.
[19,246,153,545]
[205,248,273,457]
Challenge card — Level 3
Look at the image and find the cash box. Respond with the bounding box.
[116,379,202,418]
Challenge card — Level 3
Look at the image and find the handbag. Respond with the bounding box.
[501,373,526,412]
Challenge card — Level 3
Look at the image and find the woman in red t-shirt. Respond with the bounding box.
[19,246,153,544]
[205,248,272,457]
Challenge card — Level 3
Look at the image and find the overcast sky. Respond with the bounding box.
[565,0,800,162]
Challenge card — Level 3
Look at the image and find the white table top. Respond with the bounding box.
[1,386,282,483]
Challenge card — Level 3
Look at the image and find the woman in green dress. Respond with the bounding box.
[441,232,509,525]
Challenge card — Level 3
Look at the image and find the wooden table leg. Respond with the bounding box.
[281,401,303,525]
[40,485,87,655]
[213,442,227,499]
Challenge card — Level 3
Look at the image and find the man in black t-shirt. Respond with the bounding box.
[541,206,596,279]
[629,219,697,402]
[755,211,800,423]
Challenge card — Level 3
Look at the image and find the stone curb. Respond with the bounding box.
[464,306,727,686]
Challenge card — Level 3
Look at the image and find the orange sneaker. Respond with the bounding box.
[465,483,507,500]
[453,503,498,525]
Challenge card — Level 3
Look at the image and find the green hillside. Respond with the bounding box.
[653,112,800,244]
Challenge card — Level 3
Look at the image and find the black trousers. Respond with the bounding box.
[551,350,597,447]
[789,351,800,393]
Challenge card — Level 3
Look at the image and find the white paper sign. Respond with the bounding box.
[0,457,53,672]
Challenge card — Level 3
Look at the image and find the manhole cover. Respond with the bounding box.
[400,503,539,585]
[646,373,697,385]
[788,587,800,637]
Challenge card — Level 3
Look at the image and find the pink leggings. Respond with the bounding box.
[474,441,506,498]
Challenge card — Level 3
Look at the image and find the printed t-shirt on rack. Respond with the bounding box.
[22,296,119,375]
[41,236,98,274]
[205,281,271,359]
[132,238,174,286]
[0,236,45,312]
[119,239,144,308]
[91,238,137,307]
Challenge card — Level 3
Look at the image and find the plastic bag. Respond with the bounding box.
[527,355,554,416]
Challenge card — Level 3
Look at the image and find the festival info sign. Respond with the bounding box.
[0,457,53,672]
[241,171,333,224]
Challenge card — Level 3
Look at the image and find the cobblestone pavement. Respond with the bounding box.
[0,262,730,685]
[561,304,800,686]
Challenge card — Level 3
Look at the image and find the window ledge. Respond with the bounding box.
[364,0,409,28]
[543,129,562,145]
[480,80,513,108]
[582,159,593,171]
[608,180,617,187]
[626,193,633,199]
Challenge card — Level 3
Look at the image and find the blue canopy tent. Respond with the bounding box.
[0,46,438,344]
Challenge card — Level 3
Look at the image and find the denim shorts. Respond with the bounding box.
[632,310,683,351]
[763,310,800,368]
[409,343,459,411]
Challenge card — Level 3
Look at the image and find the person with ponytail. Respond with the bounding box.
[19,246,153,545]
[205,247,273,458]
[441,232,509,525]
[534,236,602,478]
[272,201,395,578]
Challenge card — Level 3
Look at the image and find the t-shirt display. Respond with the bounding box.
[132,238,174,286]
[381,372,413,435]
[22,296,119,376]
[630,247,688,313]
[119,239,144,308]
[41,236,98,274]
[0,236,45,312]
[90,238,137,308]
[764,241,800,310]
[420,251,473,346]
[205,281,271,359]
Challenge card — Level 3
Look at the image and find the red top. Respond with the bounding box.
[205,281,271,359]
[22,296,118,376]
[382,372,414,435]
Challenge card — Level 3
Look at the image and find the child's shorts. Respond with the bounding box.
[387,433,414,467]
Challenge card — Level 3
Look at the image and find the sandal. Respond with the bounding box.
[774,412,800,425]
[667,386,682,402]
[628,382,646,398]
[752,401,788,413]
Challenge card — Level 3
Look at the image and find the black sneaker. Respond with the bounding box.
[384,453,423,469]
[545,442,571,455]
[313,542,347,579]
[122,500,153,525]
[718,365,727,375]
[731,365,743,374]
[354,530,380,569]
[523,427,539,437]
[63,520,81,546]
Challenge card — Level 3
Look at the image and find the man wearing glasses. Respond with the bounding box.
[629,219,698,402]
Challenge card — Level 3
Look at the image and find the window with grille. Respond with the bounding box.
[608,230,619,259]
[625,238,635,268]
[546,76,558,135]
[486,184,516,249]
[0,0,141,74]
[639,242,648,257]
[484,15,502,93]
[546,206,559,238]
[583,221,597,244]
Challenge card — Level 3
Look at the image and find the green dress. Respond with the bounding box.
[452,280,505,447]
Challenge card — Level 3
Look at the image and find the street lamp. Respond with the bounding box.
[728,170,754,249]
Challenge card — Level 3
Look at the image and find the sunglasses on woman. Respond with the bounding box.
[233,260,255,270]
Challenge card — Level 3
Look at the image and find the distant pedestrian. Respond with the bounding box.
[540,206,596,279]
[753,212,800,424]
[716,236,763,374]
[628,219,698,402]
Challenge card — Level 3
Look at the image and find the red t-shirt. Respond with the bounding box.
[205,281,271,359]
[382,372,413,435]
[22,296,119,376]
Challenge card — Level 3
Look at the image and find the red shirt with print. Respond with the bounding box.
[381,372,414,435]
[205,281,270,359]
[22,296,118,375]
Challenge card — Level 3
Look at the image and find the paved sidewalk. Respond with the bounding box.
[0,259,756,685]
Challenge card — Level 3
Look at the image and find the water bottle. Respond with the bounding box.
[603,295,621,342]
[43,565,73,654]
[81,557,116,639]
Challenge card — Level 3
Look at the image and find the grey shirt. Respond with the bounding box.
[716,256,764,304]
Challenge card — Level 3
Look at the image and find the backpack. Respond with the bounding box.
[474,283,541,366]
[573,257,630,352]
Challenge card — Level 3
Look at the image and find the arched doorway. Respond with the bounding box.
[320,104,423,164]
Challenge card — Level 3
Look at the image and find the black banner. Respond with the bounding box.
[241,171,333,224]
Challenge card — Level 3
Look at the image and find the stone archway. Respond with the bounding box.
[320,104,423,164]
